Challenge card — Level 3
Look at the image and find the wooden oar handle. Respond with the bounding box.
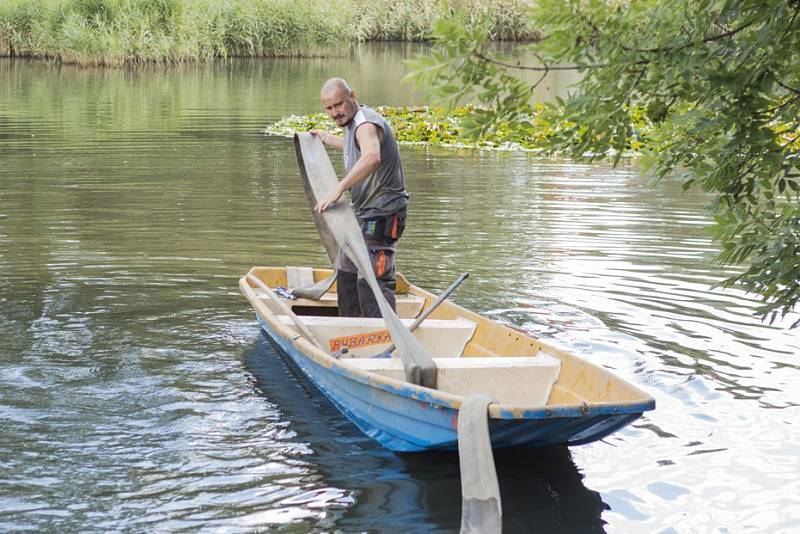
[376,272,470,358]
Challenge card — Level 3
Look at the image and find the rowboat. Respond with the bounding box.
[239,265,655,452]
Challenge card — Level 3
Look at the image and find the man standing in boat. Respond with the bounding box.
[313,77,409,318]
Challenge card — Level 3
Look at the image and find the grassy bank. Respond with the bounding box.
[0,0,537,66]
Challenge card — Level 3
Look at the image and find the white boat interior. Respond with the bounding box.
[347,356,561,406]
[254,271,563,406]
[242,266,655,409]
[276,315,477,358]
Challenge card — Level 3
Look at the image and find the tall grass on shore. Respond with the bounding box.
[350,0,537,42]
[0,0,351,66]
[0,0,537,66]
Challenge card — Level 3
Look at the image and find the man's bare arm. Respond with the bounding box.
[314,123,381,213]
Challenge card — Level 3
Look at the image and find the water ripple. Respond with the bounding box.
[2,54,799,532]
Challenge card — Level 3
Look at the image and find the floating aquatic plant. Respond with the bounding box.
[265,104,654,156]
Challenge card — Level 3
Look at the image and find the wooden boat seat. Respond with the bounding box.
[256,290,426,320]
[346,355,561,406]
[276,315,477,358]
[285,266,315,289]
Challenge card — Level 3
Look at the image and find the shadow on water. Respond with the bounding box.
[242,336,607,533]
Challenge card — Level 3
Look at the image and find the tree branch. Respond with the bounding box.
[472,50,595,71]
[775,78,800,95]
[765,93,800,116]
[529,65,549,93]
[572,5,759,56]
[471,49,653,73]
[780,128,800,150]
[620,18,757,54]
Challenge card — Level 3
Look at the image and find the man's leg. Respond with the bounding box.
[357,277,397,317]
[336,252,362,317]
[337,270,361,317]
[357,248,396,318]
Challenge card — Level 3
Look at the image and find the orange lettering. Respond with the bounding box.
[328,329,392,353]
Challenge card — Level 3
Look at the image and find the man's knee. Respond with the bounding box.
[357,277,395,317]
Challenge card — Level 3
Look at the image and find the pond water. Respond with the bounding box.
[1,44,798,533]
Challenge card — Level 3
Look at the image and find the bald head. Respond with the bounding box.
[320,77,359,127]
[321,77,352,98]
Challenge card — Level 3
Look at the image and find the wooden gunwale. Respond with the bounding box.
[239,266,655,420]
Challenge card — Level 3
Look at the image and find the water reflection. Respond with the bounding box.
[244,336,607,533]
[1,45,799,532]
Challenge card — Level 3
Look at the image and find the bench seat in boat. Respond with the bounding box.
[347,355,561,406]
[277,315,477,358]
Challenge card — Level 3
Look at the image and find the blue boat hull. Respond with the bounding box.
[258,318,650,452]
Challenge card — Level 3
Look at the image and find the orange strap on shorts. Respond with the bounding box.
[375,250,386,278]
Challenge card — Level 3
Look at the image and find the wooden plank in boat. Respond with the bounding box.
[277,315,476,358]
[255,289,426,319]
[347,356,561,406]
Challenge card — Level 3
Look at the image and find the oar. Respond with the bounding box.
[372,272,469,358]
[295,132,437,388]
[458,394,502,533]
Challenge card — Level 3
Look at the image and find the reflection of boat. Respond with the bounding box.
[239,266,655,452]
[243,341,607,532]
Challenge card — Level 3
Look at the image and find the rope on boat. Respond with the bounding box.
[293,132,438,388]
[458,394,502,533]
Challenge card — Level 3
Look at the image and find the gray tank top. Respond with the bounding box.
[343,106,409,219]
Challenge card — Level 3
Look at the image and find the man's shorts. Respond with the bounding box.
[336,208,406,280]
